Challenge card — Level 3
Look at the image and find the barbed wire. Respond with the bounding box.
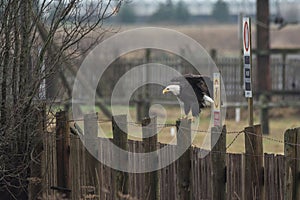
[209,149,300,161]
[72,119,246,132]
[40,133,300,163]
[72,120,300,146]
[226,130,244,150]
[244,130,300,147]
[48,118,300,158]
[45,132,300,161]
[40,125,300,161]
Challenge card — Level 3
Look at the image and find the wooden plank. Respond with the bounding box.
[127,141,133,199]
[243,125,263,200]
[276,155,285,200]
[52,127,58,197]
[159,144,165,200]
[142,117,159,200]
[176,119,191,200]
[191,147,210,199]
[83,113,99,199]
[226,153,243,200]
[80,134,87,199]
[284,128,297,200]
[172,144,177,200]
[70,134,80,200]
[264,153,276,200]
[98,137,110,200]
[112,115,129,200]
[172,145,177,200]
[190,147,197,199]
[28,106,45,199]
[127,140,144,200]
[41,121,48,197]
[200,151,211,199]
[159,143,177,200]
[296,127,300,200]
[129,140,138,199]
[137,140,145,199]
[55,111,71,197]
[43,125,54,198]
[102,138,114,200]
[211,125,226,200]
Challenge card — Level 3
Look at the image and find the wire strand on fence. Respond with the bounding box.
[226,130,244,150]
[244,130,300,147]
[62,118,300,156]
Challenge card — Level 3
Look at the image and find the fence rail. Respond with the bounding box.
[40,111,300,200]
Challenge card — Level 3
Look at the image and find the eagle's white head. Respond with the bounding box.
[162,85,180,96]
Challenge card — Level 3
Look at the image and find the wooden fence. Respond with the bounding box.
[72,54,300,104]
[40,111,300,200]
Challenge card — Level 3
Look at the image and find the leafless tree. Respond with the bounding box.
[0,0,121,198]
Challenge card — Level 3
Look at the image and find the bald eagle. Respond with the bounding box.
[162,74,214,120]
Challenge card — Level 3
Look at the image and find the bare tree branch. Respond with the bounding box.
[0,0,121,198]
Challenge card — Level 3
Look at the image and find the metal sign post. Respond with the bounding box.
[242,17,253,126]
[213,73,221,127]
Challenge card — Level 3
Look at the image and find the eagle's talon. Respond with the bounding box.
[188,116,195,122]
[181,115,188,119]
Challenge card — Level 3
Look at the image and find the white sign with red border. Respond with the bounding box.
[242,17,253,98]
[213,73,221,127]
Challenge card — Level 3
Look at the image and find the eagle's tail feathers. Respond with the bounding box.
[203,94,214,104]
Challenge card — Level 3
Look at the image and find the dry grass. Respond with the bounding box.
[78,105,300,155]
[74,24,300,154]
[114,24,300,55]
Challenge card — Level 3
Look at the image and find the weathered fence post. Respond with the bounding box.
[83,113,99,198]
[259,94,269,134]
[284,128,298,200]
[176,119,191,200]
[112,115,129,200]
[55,111,71,197]
[136,94,150,122]
[136,48,151,123]
[28,105,45,199]
[211,125,226,200]
[296,127,300,200]
[210,48,217,62]
[243,125,263,200]
[142,117,159,200]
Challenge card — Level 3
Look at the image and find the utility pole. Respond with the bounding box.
[256,0,270,134]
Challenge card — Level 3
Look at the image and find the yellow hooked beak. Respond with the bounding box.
[162,88,169,94]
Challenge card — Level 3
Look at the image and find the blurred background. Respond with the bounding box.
[2,1,300,198]
[66,0,299,153]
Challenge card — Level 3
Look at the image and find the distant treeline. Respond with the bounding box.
[111,14,252,25]
[112,0,243,24]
